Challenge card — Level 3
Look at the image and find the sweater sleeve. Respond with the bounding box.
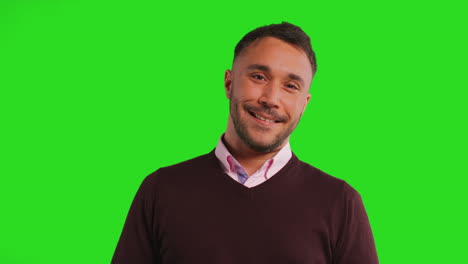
[111,173,160,264]
[332,182,379,264]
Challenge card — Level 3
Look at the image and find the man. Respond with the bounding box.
[112,22,378,264]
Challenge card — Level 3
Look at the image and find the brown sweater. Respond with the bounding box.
[112,150,378,264]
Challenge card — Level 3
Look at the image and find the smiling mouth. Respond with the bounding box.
[248,111,281,123]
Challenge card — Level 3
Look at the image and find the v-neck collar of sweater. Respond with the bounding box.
[207,149,300,198]
[214,136,293,187]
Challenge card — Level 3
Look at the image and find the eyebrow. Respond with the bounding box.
[288,73,305,86]
[246,64,305,86]
[247,64,271,72]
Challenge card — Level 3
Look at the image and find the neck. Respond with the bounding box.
[222,133,287,176]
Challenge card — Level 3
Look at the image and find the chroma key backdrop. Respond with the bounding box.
[1,0,467,263]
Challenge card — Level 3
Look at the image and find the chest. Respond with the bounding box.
[155,188,334,264]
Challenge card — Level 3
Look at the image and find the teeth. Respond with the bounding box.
[253,112,275,122]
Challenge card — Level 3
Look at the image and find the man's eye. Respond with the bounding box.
[286,84,298,90]
[252,74,265,80]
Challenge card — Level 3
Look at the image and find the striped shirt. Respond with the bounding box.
[214,136,292,188]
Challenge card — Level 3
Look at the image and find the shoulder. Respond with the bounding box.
[158,151,216,176]
[295,158,347,188]
[141,150,218,188]
[293,157,360,200]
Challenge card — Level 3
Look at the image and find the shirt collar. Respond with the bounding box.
[214,134,292,176]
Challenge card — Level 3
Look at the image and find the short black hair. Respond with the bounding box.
[234,22,317,75]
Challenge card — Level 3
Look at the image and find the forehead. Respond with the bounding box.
[233,37,312,84]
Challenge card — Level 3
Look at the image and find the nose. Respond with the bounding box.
[258,82,280,108]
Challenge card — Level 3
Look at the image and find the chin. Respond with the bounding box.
[244,136,285,153]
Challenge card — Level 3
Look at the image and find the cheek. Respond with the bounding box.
[234,79,263,100]
[283,98,306,117]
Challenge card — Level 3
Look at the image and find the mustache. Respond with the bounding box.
[243,104,288,123]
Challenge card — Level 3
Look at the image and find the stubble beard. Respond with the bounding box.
[230,98,300,153]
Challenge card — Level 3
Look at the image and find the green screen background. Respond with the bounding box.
[1,0,467,263]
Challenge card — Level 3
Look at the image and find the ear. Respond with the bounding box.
[302,93,311,113]
[224,69,233,99]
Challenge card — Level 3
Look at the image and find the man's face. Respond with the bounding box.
[225,36,312,153]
